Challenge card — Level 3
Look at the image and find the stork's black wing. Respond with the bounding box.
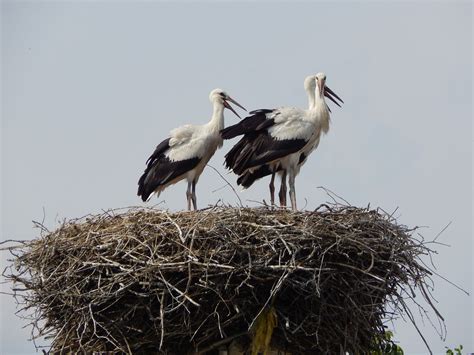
[236,150,308,188]
[144,138,171,165]
[237,164,275,188]
[220,109,275,139]
[137,137,200,202]
[225,132,307,175]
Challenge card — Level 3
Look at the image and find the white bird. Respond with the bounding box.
[138,89,246,210]
[222,73,343,210]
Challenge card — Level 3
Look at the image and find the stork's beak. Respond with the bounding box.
[324,86,344,107]
[224,96,247,119]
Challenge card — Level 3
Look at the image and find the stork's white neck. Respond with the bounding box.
[208,100,225,132]
[313,84,330,134]
[306,86,316,109]
[315,83,325,103]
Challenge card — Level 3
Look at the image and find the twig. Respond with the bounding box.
[206,164,243,207]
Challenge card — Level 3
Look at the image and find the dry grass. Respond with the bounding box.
[3,204,443,354]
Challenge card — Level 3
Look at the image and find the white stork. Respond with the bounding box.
[225,75,321,205]
[138,89,246,210]
[222,73,343,210]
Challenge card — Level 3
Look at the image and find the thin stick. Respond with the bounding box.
[206,164,243,207]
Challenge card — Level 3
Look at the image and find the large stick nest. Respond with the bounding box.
[4,205,441,354]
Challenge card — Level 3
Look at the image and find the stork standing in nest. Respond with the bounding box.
[138,89,246,210]
[222,73,343,210]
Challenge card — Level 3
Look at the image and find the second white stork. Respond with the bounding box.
[222,73,343,210]
[226,75,319,206]
[138,89,246,210]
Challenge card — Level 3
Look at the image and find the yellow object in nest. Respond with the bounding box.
[251,307,277,355]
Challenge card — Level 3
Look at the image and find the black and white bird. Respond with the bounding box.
[222,73,343,210]
[138,89,246,210]
[226,75,320,206]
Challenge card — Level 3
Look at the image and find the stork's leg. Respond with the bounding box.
[279,171,287,207]
[269,172,275,206]
[186,181,193,211]
[191,180,197,211]
[289,171,297,211]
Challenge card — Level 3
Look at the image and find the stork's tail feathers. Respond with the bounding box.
[237,172,256,189]
[224,136,249,173]
[137,172,154,202]
[237,165,274,188]
[138,154,201,203]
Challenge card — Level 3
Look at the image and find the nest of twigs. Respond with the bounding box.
[4,205,442,354]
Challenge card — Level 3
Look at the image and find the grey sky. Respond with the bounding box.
[1,1,472,354]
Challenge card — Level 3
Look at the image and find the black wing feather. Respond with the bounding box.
[237,164,275,188]
[237,150,307,188]
[137,138,200,201]
[226,132,307,175]
[223,107,307,175]
[221,109,275,139]
[145,138,171,165]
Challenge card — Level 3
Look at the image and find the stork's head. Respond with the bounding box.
[315,72,327,97]
[314,73,344,108]
[209,88,247,119]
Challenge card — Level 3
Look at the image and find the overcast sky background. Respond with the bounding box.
[1,1,472,354]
